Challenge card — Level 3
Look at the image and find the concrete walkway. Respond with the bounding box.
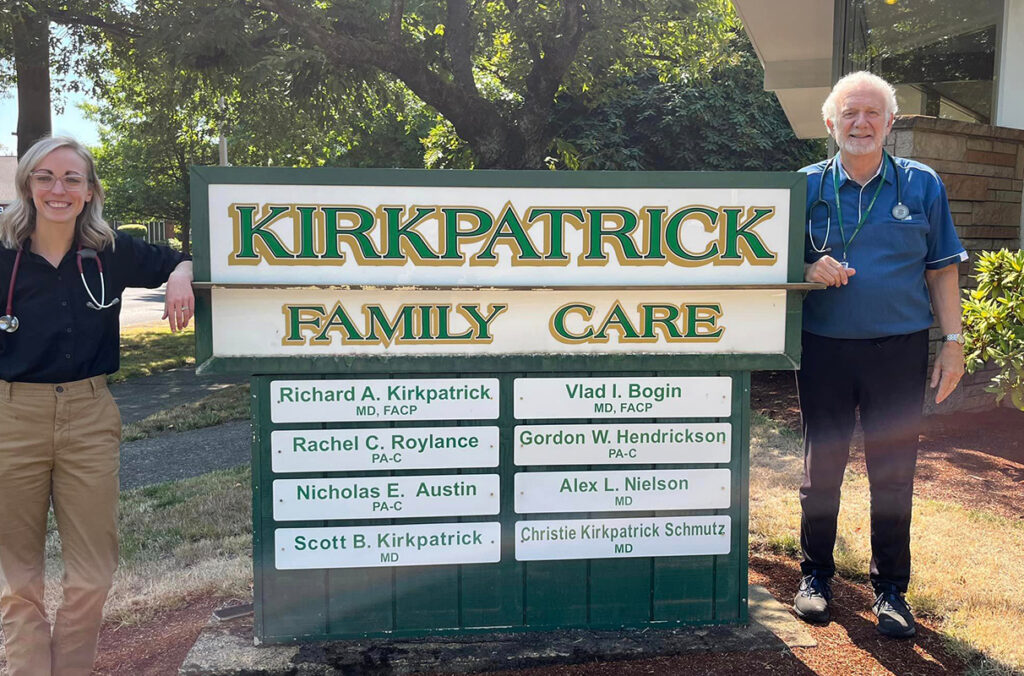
[111,368,250,490]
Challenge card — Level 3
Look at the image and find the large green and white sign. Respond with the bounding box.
[192,167,807,644]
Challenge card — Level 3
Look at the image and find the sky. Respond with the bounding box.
[0,88,101,156]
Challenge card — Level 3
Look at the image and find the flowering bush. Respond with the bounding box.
[962,249,1024,410]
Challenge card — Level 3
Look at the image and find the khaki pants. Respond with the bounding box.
[0,376,120,676]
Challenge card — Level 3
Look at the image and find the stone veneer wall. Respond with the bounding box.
[884,116,1024,413]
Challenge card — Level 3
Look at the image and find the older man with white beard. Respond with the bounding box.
[792,72,967,638]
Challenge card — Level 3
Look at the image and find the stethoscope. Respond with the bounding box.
[808,151,910,259]
[0,245,120,333]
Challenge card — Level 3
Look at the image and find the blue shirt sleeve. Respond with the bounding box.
[923,171,966,270]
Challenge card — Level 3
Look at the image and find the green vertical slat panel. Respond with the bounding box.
[326,374,397,635]
[652,554,716,622]
[255,375,328,641]
[588,369,656,625]
[251,375,266,641]
[460,374,522,628]
[394,565,461,630]
[736,371,752,622]
[713,372,747,622]
[522,371,588,627]
[651,369,720,624]
[327,565,395,633]
[587,558,652,625]
[392,371,462,631]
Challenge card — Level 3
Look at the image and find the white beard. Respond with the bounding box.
[839,136,880,156]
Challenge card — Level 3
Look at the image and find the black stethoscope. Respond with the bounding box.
[0,245,120,333]
[808,151,910,259]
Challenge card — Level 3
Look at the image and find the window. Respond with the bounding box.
[839,0,1003,124]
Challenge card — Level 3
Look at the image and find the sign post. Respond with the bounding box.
[191,168,808,643]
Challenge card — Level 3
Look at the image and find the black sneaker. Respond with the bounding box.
[793,574,832,623]
[872,589,916,638]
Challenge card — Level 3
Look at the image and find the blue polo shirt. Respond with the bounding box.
[800,154,966,339]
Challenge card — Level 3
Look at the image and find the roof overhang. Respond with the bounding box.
[731,0,834,139]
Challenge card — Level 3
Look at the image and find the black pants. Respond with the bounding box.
[797,330,928,593]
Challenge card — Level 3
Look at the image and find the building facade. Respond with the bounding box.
[732,0,1024,411]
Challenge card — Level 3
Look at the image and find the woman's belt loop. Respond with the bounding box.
[87,374,107,398]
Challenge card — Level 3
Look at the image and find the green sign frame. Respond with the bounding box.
[191,167,807,644]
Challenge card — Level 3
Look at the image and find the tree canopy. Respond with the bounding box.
[551,38,824,171]
[1,0,132,156]
[78,0,823,246]
[130,0,740,169]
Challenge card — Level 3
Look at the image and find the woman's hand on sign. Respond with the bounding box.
[805,256,856,287]
[163,261,194,332]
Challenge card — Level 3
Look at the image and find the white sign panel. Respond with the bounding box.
[275,522,502,570]
[271,426,499,473]
[514,423,731,466]
[273,475,500,521]
[207,183,791,286]
[513,376,731,420]
[514,469,730,513]
[515,516,731,561]
[269,378,499,423]
[211,288,787,358]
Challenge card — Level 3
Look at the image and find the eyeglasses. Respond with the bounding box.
[29,172,89,192]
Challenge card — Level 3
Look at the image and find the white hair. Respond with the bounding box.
[821,71,898,130]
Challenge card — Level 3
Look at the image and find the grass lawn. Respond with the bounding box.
[749,414,1024,675]
[121,384,250,441]
[113,324,195,383]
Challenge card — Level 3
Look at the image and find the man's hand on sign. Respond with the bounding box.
[804,255,856,287]
[930,341,965,404]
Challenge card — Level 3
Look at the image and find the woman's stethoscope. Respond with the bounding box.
[808,151,910,264]
[0,246,120,333]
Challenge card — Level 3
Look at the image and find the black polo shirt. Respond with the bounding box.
[0,231,186,383]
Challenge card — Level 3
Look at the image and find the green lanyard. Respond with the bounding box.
[831,154,888,262]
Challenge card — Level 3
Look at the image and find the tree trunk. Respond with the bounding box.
[13,10,52,158]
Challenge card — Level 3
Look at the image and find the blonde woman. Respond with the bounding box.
[0,136,193,675]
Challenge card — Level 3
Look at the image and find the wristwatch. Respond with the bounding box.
[943,333,965,345]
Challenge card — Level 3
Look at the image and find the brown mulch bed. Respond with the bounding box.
[91,596,227,675]
[4,373,1016,675]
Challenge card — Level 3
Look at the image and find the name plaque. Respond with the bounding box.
[271,426,499,473]
[273,475,500,521]
[513,376,731,419]
[514,422,731,465]
[515,516,731,561]
[270,378,500,423]
[276,522,502,570]
[514,469,730,513]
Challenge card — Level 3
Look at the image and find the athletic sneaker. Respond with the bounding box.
[873,589,916,638]
[793,573,832,623]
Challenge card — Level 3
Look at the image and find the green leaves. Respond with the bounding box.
[549,36,825,171]
[963,249,1024,410]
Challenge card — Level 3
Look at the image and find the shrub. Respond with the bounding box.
[962,248,1024,410]
[118,223,148,239]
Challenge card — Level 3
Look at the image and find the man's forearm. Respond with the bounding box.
[925,264,962,334]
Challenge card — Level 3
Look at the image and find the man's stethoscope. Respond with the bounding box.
[1,246,120,333]
[808,151,910,266]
